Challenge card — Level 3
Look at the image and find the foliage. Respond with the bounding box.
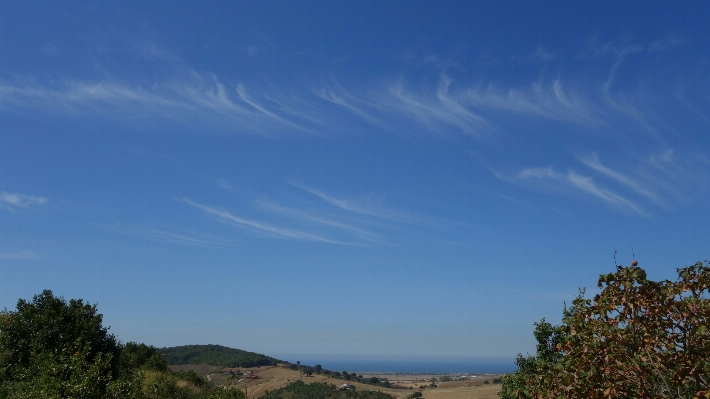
[500,261,710,399]
[0,290,122,398]
[120,342,168,372]
[0,290,246,399]
[159,345,282,368]
[498,318,563,399]
[258,381,395,399]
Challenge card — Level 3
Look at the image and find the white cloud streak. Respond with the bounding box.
[180,198,355,245]
[577,153,664,206]
[565,171,646,215]
[253,199,380,242]
[314,86,382,125]
[291,182,422,225]
[1,71,601,138]
[103,224,231,246]
[516,166,646,215]
[381,77,488,135]
[0,77,309,136]
[1,191,48,208]
[463,79,597,125]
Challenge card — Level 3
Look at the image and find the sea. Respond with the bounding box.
[277,357,516,374]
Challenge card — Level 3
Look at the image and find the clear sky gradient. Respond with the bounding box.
[1,2,709,366]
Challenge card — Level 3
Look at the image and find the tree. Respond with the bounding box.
[0,290,248,399]
[498,317,565,399]
[0,290,124,398]
[500,261,710,399]
[120,342,168,372]
[315,364,322,374]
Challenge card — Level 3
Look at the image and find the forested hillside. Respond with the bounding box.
[160,345,282,368]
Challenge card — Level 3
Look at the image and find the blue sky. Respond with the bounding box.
[1,2,709,367]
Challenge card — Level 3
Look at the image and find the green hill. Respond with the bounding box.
[159,344,283,368]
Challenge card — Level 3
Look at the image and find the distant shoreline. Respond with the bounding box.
[275,358,516,374]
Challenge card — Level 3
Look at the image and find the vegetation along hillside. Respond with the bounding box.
[0,290,245,399]
[260,381,395,399]
[160,344,283,368]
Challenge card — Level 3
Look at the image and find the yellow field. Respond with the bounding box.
[170,365,502,399]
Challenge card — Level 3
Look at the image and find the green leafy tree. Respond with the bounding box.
[0,290,248,399]
[120,342,168,372]
[498,317,564,399]
[0,290,124,398]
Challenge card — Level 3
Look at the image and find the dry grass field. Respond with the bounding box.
[170,364,502,399]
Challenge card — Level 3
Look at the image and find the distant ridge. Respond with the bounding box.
[159,344,283,368]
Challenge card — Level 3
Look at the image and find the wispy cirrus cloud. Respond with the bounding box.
[290,182,424,225]
[314,85,383,126]
[0,71,598,139]
[0,76,312,136]
[488,145,707,216]
[514,166,646,215]
[102,224,231,247]
[0,250,42,260]
[314,74,599,137]
[253,198,381,242]
[462,79,598,125]
[179,198,356,245]
[1,191,48,210]
[381,76,489,135]
[216,179,235,191]
[0,34,700,148]
[577,153,664,206]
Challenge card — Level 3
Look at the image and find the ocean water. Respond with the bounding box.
[279,357,516,374]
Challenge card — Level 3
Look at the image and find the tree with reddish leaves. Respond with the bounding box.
[500,260,710,399]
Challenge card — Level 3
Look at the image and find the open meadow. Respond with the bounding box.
[170,364,502,399]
